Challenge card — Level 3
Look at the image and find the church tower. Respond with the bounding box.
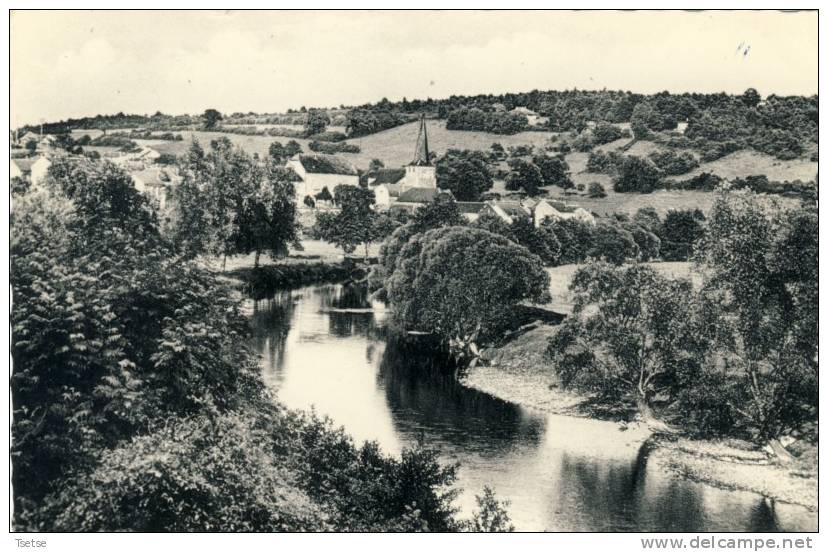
[402,114,437,190]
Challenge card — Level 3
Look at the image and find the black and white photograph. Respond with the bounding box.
[4,6,822,544]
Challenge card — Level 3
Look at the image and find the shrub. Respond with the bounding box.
[587,182,607,198]
[613,156,662,193]
[308,140,360,154]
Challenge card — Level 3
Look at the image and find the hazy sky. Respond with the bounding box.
[10,10,818,127]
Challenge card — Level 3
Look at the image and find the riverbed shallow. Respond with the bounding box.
[248,283,817,532]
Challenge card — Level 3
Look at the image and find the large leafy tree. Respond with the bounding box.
[532,153,573,190]
[385,227,550,350]
[435,149,493,201]
[696,191,818,455]
[548,262,715,426]
[172,139,299,268]
[202,108,223,129]
[505,158,544,196]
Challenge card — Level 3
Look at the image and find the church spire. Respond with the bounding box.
[411,114,430,166]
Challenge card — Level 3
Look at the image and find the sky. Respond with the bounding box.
[10,10,818,128]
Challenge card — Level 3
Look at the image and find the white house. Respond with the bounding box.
[369,183,391,208]
[533,199,595,227]
[30,157,52,187]
[285,153,359,200]
[510,107,544,127]
[131,167,180,210]
[10,159,27,180]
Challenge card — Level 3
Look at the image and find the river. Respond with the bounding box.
[248,283,816,532]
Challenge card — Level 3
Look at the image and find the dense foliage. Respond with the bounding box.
[435,149,493,201]
[170,138,300,267]
[11,158,513,532]
[382,226,550,345]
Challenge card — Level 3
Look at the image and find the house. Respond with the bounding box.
[479,201,532,224]
[510,106,545,127]
[286,153,359,200]
[533,199,595,227]
[676,122,689,134]
[455,201,486,222]
[30,157,52,186]
[10,158,33,180]
[391,187,454,213]
[112,146,161,169]
[131,167,181,210]
[370,183,392,208]
[367,168,406,187]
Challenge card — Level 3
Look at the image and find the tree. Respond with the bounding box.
[696,191,817,455]
[285,140,303,157]
[314,186,333,202]
[533,154,573,189]
[304,109,330,136]
[435,149,493,201]
[741,88,761,109]
[410,195,465,234]
[548,262,714,425]
[202,108,223,129]
[269,141,287,163]
[661,208,705,261]
[303,195,316,209]
[369,158,385,173]
[587,222,639,264]
[385,226,550,349]
[235,163,300,267]
[613,156,662,193]
[24,139,37,154]
[506,158,544,196]
[314,185,379,261]
[509,217,561,266]
[587,182,607,198]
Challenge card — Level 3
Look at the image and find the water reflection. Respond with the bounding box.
[248,284,817,532]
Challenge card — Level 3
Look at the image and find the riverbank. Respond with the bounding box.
[460,324,818,512]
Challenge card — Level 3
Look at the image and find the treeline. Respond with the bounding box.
[445,108,530,134]
[548,192,817,458]
[10,155,513,532]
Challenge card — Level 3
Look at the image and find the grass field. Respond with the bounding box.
[669,149,817,183]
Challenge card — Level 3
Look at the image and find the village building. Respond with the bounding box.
[30,157,52,187]
[479,200,532,224]
[10,158,31,180]
[456,201,486,222]
[391,188,454,214]
[510,106,546,127]
[532,199,595,227]
[286,153,359,200]
[398,115,437,191]
[131,167,181,210]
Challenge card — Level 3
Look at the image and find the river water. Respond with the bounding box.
[248,283,816,532]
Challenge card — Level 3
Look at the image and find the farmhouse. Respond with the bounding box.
[391,188,454,214]
[10,158,32,180]
[30,157,52,187]
[131,167,181,210]
[532,199,595,227]
[286,153,359,199]
[510,106,546,127]
[479,200,532,224]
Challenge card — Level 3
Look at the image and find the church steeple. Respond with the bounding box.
[411,114,431,166]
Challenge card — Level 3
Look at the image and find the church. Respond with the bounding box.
[400,114,437,190]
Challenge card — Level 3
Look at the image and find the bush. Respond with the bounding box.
[587,182,607,198]
[592,123,624,145]
[308,140,360,154]
[613,156,662,193]
[649,150,699,176]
